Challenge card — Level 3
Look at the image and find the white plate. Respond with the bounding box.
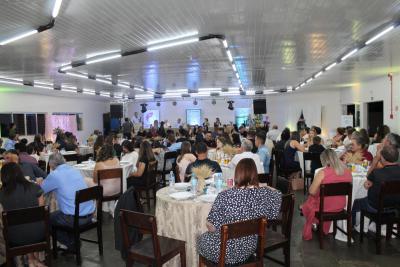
[74,164,87,168]
[174,183,190,191]
[198,194,217,203]
[205,178,214,185]
[169,192,194,201]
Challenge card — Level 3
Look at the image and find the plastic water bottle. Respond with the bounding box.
[191,173,198,195]
[215,173,223,193]
[169,171,175,188]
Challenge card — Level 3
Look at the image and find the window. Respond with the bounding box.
[0,114,12,137]
[26,114,37,135]
[37,114,46,135]
[12,114,26,135]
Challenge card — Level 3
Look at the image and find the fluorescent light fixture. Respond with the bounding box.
[147,37,199,51]
[0,79,22,86]
[60,65,72,71]
[191,92,210,97]
[263,90,278,95]
[232,64,237,72]
[96,77,112,85]
[365,25,395,45]
[0,29,38,45]
[62,85,77,90]
[246,91,256,95]
[133,87,144,92]
[306,78,313,83]
[226,50,233,62]
[34,81,53,86]
[166,89,188,93]
[294,86,299,90]
[300,82,306,87]
[147,31,198,45]
[35,85,53,90]
[228,87,239,91]
[100,91,111,97]
[163,93,183,98]
[86,50,120,59]
[86,53,121,65]
[65,72,87,79]
[61,87,76,93]
[198,88,221,92]
[135,94,154,99]
[113,93,123,99]
[118,82,130,89]
[314,71,324,78]
[325,62,337,71]
[220,91,240,96]
[235,72,240,79]
[222,40,228,48]
[52,0,63,18]
[82,89,96,95]
[341,48,358,61]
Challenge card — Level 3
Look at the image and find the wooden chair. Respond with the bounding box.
[199,217,267,267]
[2,206,52,267]
[97,168,123,202]
[38,160,47,172]
[316,182,352,249]
[360,180,400,254]
[302,152,322,194]
[52,186,103,265]
[258,173,272,186]
[264,194,295,267]
[274,149,301,182]
[63,153,79,165]
[135,161,158,211]
[175,164,182,183]
[120,210,186,267]
[159,151,178,187]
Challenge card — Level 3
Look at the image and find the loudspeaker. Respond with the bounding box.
[110,104,123,118]
[103,113,111,136]
[253,99,267,114]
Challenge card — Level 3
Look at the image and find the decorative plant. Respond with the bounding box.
[53,127,64,136]
[343,151,363,164]
[192,165,213,193]
[222,144,238,156]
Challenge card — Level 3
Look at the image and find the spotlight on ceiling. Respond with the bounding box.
[193,99,198,105]
[172,101,177,106]
[140,104,147,113]
[212,99,216,105]
[156,102,161,107]
[227,100,234,110]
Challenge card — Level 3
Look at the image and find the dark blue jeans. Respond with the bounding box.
[352,197,377,226]
[50,211,93,249]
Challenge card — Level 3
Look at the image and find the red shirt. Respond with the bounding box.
[362,149,373,162]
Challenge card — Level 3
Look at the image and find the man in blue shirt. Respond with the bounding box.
[3,134,17,151]
[40,153,95,250]
[255,131,271,174]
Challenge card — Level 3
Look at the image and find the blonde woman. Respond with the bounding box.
[301,149,352,240]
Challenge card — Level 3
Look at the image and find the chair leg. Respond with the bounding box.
[97,224,103,255]
[146,190,151,210]
[75,231,81,265]
[6,257,13,267]
[180,248,186,267]
[198,255,206,267]
[347,217,352,247]
[126,258,133,267]
[359,212,364,243]
[333,221,337,237]
[153,186,157,206]
[284,243,290,267]
[386,223,393,241]
[376,222,382,255]
[52,228,58,258]
[318,219,324,249]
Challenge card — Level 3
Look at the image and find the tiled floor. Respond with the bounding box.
[54,191,400,266]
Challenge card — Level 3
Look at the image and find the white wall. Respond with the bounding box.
[0,91,109,143]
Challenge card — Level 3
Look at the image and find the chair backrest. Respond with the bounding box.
[97,168,123,196]
[280,194,295,239]
[64,153,78,162]
[2,206,50,254]
[257,173,272,186]
[119,210,161,259]
[162,151,178,171]
[269,157,275,178]
[378,180,400,213]
[274,149,284,176]
[38,160,47,172]
[319,182,352,214]
[144,160,158,186]
[74,186,103,227]
[303,152,322,174]
[174,164,181,183]
[218,217,267,266]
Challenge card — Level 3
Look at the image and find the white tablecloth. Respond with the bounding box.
[78,145,93,155]
[74,162,134,192]
[39,151,78,168]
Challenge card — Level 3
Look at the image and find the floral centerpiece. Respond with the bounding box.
[53,127,64,136]
[222,145,238,157]
[343,151,363,165]
[192,165,213,193]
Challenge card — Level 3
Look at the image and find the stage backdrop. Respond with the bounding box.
[143,110,159,128]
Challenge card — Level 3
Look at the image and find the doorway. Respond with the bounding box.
[367,101,383,137]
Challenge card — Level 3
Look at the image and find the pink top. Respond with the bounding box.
[318,167,352,212]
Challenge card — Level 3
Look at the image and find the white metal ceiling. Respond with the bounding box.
[1,0,400,98]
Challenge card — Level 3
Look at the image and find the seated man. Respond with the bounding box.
[204,131,217,148]
[352,145,400,225]
[39,153,95,251]
[3,150,46,181]
[15,143,38,165]
[185,142,222,180]
[230,139,264,174]
[255,131,271,174]
[368,133,400,175]
[166,133,182,152]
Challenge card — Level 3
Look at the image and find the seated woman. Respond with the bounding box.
[121,140,138,166]
[127,141,156,188]
[0,163,45,267]
[332,127,346,147]
[176,141,196,182]
[283,131,305,171]
[342,132,373,164]
[301,149,352,240]
[197,158,281,265]
[93,144,120,197]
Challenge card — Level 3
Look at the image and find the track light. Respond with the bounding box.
[341,48,358,61]
[147,37,199,51]
[227,101,234,110]
[365,25,395,45]
[52,0,63,18]
[0,30,38,45]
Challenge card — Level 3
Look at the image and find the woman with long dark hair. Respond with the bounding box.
[176,141,196,182]
[283,131,305,170]
[0,163,45,267]
[127,141,156,188]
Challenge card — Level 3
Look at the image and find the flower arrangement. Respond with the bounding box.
[192,165,213,193]
[222,144,238,156]
[343,151,363,164]
[53,127,64,136]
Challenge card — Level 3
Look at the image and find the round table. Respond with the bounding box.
[155,187,213,267]
[78,145,93,155]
